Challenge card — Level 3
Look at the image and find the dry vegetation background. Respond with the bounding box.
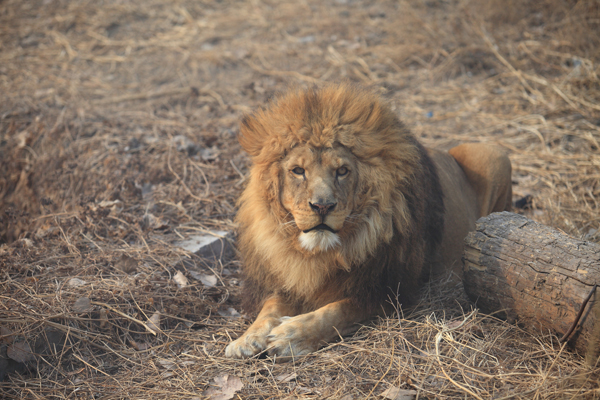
[1,0,600,398]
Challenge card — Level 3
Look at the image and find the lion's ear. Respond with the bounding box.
[239,114,268,157]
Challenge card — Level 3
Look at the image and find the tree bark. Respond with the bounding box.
[462,212,600,355]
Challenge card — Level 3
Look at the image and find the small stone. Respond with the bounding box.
[174,231,234,261]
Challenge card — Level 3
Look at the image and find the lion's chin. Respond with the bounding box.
[298,230,341,252]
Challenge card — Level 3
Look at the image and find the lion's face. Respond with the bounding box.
[236,84,429,283]
[280,144,359,252]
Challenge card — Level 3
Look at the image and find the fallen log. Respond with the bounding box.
[462,212,600,357]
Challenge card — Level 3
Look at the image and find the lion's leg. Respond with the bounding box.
[225,295,297,359]
[448,143,512,218]
[266,299,367,359]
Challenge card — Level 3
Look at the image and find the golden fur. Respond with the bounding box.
[225,84,512,359]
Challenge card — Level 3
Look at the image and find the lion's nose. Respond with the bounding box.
[309,202,337,216]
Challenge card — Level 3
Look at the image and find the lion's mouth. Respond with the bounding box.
[302,223,337,234]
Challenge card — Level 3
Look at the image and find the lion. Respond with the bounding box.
[225,84,512,359]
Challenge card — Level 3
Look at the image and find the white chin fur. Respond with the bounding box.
[299,230,341,252]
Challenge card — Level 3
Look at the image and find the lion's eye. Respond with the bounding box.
[336,166,349,177]
[292,167,305,175]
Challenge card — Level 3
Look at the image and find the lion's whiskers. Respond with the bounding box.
[278,217,298,233]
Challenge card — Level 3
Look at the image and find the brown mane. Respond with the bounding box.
[237,83,444,314]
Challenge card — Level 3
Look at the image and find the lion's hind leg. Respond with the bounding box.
[225,295,297,359]
[448,143,512,218]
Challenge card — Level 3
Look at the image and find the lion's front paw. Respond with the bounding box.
[266,314,321,359]
[225,331,270,359]
[225,316,284,359]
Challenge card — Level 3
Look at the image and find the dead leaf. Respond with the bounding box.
[203,374,243,400]
[446,319,464,330]
[68,277,87,287]
[173,271,189,288]
[18,238,34,248]
[72,297,93,313]
[189,271,217,287]
[99,308,109,329]
[97,199,121,208]
[470,324,485,337]
[142,213,168,230]
[114,255,138,274]
[157,359,176,370]
[35,224,57,239]
[1,326,14,345]
[172,135,198,154]
[145,311,161,334]
[200,146,220,161]
[296,386,312,394]
[129,339,151,351]
[137,342,151,351]
[7,341,35,363]
[217,307,241,318]
[381,386,417,400]
[15,130,31,148]
[275,372,297,382]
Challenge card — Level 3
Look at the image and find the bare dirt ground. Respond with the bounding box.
[1,0,599,398]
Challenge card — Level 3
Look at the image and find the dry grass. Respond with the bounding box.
[1,0,599,398]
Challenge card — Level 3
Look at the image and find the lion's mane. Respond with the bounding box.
[237,84,444,314]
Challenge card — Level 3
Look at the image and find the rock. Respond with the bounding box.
[174,231,234,261]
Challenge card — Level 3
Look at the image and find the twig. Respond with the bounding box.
[91,301,157,335]
[167,143,209,202]
[434,310,483,400]
[229,159,246,187]
[73,353,112,377]
[479,27,544,105]
[560,284,597,342]
[366,343,395,398]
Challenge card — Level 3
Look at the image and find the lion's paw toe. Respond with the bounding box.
[265,317,318,359]
[266,338,315,359]
[224,334,268,359]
